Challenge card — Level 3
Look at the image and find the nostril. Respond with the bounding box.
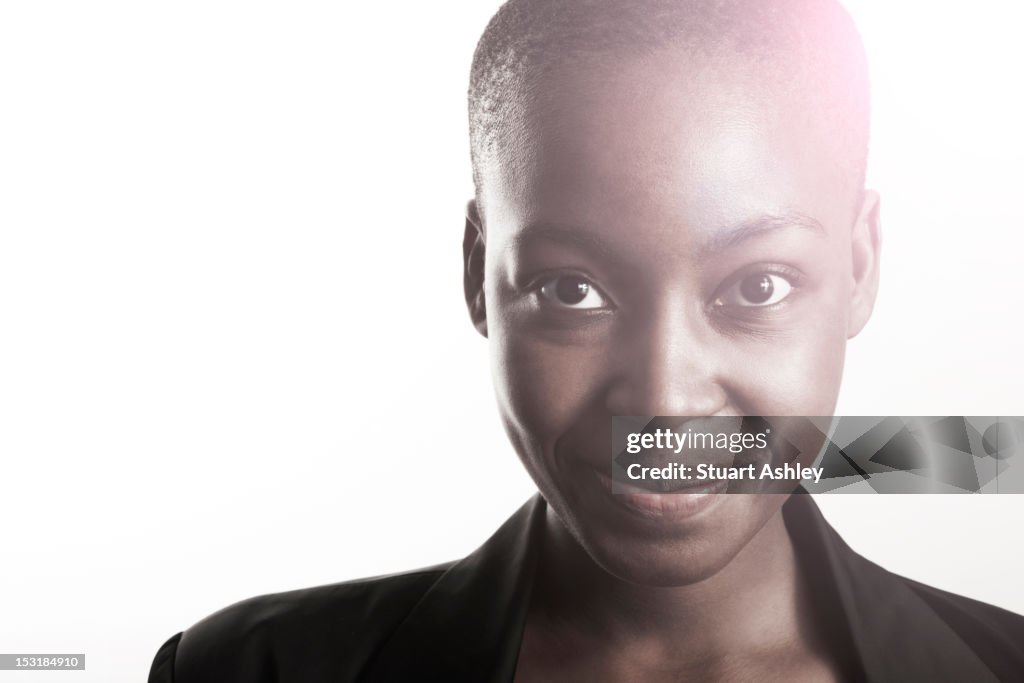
[605,376,729,420]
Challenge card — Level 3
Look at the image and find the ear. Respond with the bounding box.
[463,199,488,338]
[847,189,881,339]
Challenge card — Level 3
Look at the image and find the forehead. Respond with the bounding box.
[479,48,854,254]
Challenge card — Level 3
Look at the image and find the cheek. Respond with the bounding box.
[491,328,607,447]
[724,306,849,416]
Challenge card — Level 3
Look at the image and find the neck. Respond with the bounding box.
[531,500,815,663]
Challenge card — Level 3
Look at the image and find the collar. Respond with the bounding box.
[361,491,999,682]
[360,494,546,681]
[782,490,999,683]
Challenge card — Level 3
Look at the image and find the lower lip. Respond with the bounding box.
[594,470,728,520]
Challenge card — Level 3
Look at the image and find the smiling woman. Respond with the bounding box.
[143,1,1024,682]
[4,0,1024,680]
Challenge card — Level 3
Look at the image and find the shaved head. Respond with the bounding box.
[468,0,870,210]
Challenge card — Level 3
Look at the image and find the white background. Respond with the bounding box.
[1,2,1022,681]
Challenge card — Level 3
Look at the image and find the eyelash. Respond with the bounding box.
[712,265,804,312]
[528,270,615,311]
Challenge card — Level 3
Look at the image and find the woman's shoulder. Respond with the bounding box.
[148,562,453,683]
[148,495,548,682]
[899,575,1024,675]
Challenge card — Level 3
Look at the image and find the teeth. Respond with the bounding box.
[613,463,743,493]
[625,477,715,494]
[655,479,693,493]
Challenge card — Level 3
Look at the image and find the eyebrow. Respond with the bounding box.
[700,212,826,257]
[512,212,827,262]
[511,222,624,263]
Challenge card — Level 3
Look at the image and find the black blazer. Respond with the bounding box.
[148,491,1024,682]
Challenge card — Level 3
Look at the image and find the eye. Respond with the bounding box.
[715,273,794,308]
[537,274,609,310]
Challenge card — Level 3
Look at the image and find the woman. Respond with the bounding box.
[149,1,1024,680]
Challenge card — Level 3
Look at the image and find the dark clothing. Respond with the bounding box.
[148,491,1024,682]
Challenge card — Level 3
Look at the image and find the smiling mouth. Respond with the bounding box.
[593,467,730,495]
[592,468,729,519]
[617,474,728,493]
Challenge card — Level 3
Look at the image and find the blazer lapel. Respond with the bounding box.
[783,491,1001,683]
[359,494,546,682]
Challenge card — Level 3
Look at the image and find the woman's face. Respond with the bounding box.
[467,51,880,586]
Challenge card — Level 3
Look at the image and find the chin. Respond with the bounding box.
[586,529,747,586]
[556,484,789,587]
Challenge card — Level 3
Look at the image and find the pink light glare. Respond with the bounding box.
[834,1,1024,417]
[845,1,1024,173]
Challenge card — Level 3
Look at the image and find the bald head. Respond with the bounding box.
[468,0,870,209]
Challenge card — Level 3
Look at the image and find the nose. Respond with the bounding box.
[604,299,728,417]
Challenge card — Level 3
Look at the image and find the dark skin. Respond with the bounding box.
[463,49,881,682]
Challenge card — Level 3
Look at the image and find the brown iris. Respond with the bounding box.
[739,274,774,304]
